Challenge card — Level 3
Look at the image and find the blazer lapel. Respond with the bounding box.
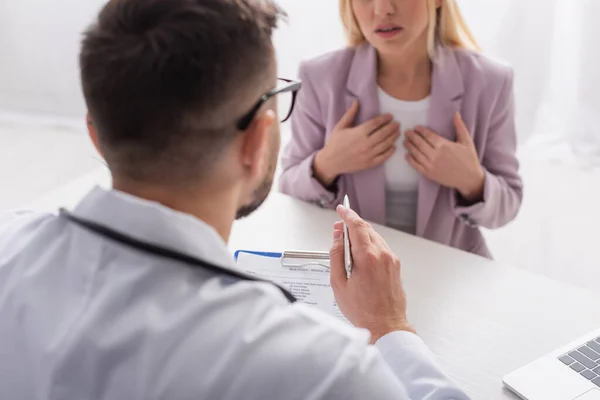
[417,46,465,236]
[345,44,386,224]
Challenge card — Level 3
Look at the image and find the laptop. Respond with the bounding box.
[504,328,600,399]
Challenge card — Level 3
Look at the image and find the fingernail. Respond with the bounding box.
[333,230,343,240]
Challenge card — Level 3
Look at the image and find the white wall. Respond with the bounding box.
[272,1,345,79]
[0,0,346,121]
[0,0,105,119]
[0,0,499,120]
[0,0,516,118]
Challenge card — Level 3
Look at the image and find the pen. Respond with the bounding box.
[343,195,352,278]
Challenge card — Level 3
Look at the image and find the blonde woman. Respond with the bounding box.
[280,0,523,258]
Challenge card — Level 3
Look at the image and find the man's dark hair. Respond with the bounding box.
[80,0,283,184]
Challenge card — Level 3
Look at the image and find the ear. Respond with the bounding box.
[239,109,277,180]
[86,112,103,157]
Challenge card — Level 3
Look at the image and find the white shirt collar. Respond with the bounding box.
[71,186,235,269]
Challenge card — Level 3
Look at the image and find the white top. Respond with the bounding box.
[0,187,469,399]
[378,87,430,234]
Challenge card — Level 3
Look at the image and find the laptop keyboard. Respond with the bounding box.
[559,336,600,388]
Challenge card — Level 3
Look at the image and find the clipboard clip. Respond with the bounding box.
[281,250,330,269]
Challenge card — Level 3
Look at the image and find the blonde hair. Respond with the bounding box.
[339,0,480,57]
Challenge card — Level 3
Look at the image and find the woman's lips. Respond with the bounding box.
[375,25,403,39]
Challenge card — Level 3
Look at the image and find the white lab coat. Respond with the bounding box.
[0,187,470,399]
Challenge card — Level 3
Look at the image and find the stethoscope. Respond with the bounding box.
[59,209,296,303]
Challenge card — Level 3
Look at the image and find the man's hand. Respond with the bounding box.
[330,205,415,343]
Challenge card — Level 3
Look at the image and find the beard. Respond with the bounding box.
[236,120,280,220]
[235,174,273,220]
[235,159,276,220]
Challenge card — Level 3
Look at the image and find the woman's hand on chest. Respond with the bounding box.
[403,112,485,203]
[312,100,401,187]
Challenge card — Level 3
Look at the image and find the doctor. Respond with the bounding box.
[0,0,469,399]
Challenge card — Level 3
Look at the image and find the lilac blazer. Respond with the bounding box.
[279,44,523,258]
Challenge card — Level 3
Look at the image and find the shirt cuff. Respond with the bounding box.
[375,330,442,383]
[305,153,343,208]
[375,331,434,363]
[451,169,492,227]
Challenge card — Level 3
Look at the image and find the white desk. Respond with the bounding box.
[231,194,600,400]
[26,172,600,400]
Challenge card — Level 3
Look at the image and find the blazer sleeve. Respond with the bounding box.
[451,69,524,229]
[278,63,345,209]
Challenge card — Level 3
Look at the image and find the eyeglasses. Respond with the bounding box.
[236,78,302,131]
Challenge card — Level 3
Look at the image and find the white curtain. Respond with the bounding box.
[462,0,600,164]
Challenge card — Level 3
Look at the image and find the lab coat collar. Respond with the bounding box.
[72,186,235,269]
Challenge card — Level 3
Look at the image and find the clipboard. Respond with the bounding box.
[234,249,347,323]
[234,250,330,269]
